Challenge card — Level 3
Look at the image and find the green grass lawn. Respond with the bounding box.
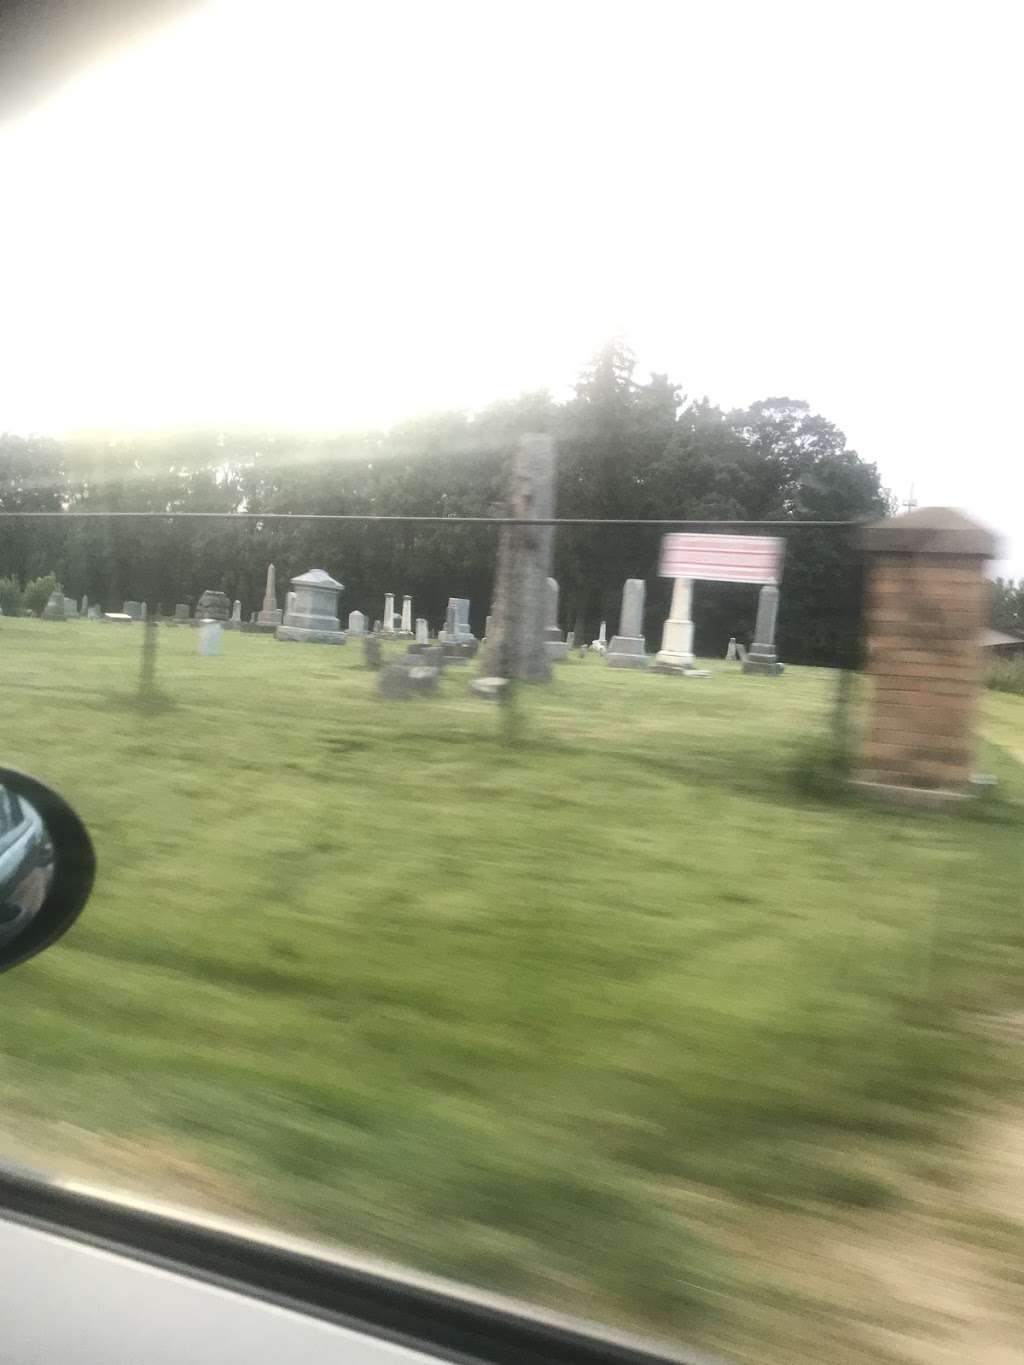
[1,617,1023,1361]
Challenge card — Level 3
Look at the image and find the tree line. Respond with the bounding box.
[0,341,892,664]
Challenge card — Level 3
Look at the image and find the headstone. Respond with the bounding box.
[194,590,230,622]
[606,580,649,669]
[481,436,554,681]
[407,665,439,696]
[566,630,575,649]
[103,612,132,623]
[257,563,283,626]
[87,604,102,620]
[372,618,382,634]
[441,598,474,643]
[42,590,66,620]
[544,577,568,661]
[382,593,395,635]
[63,596,78,618]
[198,620,222,655]
[742,585,783,677]
[400,596,413,636]
[230,599,242,626]
[377,663,412,699]
[653,576,699,674]
[484,613,493,641]
[80,594,89,615]
[410,643,445,669]
[141,602,148,621]
[725,637,739,662]
[348,610,366,635]
[123,600,143,620]
[415,617,429,644]
[471,676,511,702]
[174,603,190,621]
[363,635,382,669]
[276,569,346,645]
[591,621,607,653]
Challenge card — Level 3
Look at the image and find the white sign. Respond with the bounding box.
[659,533,784,585]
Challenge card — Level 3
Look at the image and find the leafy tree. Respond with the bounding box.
[991,579,1024,632]
[24,572,61,616]
[0,576,23,617]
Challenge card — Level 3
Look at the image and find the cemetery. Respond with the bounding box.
[0,494,1022,1362]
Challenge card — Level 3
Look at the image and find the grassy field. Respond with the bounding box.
[1,617,1023,1362]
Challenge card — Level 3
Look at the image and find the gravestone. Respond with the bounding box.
[372,618,382,634]
[415,617,429,644]
[725,637,739,662]
[441,598,475,644]
[651,576,709,677]
[276,569,346,645]
[141,602,148,620]
[42,590,66,620]
[399,596,413,637]
[87,604,102,620]
[566,630,575,649]
[407,665,439,696]
[123,600,143,620]
[471,676,511,702]
[63,596,78,618]
[377,663,412,699]
[80,595,89,615]
[257,563,283,626]
[198,620,222,655]
[591,621,607,653]
[174,603,190,621]
[606,580,649,669]
[544,577,568,661]
[363,635,382,669]
[194,590,230,622]
[103,612,132,623]
[348,610,366,636]
[229,599,242,628]
[382,593,396,635]
[483,613,493,640]
[742,585,783,676]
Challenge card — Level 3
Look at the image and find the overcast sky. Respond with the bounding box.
[1,0,1020,572]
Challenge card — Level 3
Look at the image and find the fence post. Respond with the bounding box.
[853,507,998,804]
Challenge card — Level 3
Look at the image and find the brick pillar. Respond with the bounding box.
[855,507,998,801]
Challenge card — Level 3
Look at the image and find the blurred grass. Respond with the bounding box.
[0,617,1023,1352]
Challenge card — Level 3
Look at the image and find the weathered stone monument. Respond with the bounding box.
[481,432,555,682]
[725,637,739,662]
[400,596,413,638]
[382,593,396,636]
[80,594,89,615]
[123,600,143,620]
[544,578,568,661]
[606,580,649,669]
[257,563,283,627]
[174,603,190,621]
[194,590,230,622]
[63,596,78,618]
[654,577,696,672]
[484,614,493,641]
[228,599,243,629]
[87,604,102,621]
[591,622,607,653]
[415,618,429,645]
[42,590,66,620]
[275,569,345,645]
[348,610,366,636]
[198,620,222,655]
[742,586,783,676]
[855,507,997,802]
[363,635,382,669]
[378,663,412,699]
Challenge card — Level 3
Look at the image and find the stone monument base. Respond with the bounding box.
[649,663,711,678]
[742,652,784,676]
[606,636,648,669]
[275,626,346,645]
[545,641,569,662]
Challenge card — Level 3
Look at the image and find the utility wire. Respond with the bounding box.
[0,511,859,527]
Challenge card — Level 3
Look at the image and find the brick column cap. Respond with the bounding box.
[858,506,999,558]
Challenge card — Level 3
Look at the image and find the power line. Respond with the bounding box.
[0,510,859,527]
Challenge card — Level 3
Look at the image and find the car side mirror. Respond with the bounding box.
[0,768,95,975]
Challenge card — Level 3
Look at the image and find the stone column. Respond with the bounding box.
[742,586,782,676]
[655,577,696,671]
[230,599,242,627]
[544,577,568,660]
[606,579,649,669]
[400,596,413,635]
[258,563,283,625]
[383,593,395,635]
[854,507,997,802]
[481,433,555,682]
